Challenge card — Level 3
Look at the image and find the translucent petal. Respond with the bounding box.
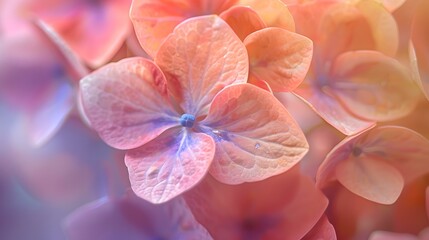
[293,85,375,136]
[244,27,313,92]
[80,57,179,150]
[336,157,404,204]
[38,0,132,67]
[220,6,265,41]
[125,128,215,204]
[130,0,237,57]
[318,126,429,204]
[155,15,248,116]
[331,50,419,121]
[239,0,295,32]
[201,84,308,184]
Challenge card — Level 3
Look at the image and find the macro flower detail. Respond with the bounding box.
[80,15,308,203]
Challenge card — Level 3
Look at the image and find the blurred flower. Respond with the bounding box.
[184,166,328,240]
[64,191,212,240]
[289,0,419,135]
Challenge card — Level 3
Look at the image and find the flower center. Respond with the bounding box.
[180,114,195,128]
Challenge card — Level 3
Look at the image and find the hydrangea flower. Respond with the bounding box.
[317,126,429,205]
[289,0,419,135]
[80,15,308,203]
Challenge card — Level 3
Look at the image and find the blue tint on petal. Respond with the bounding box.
[180,114,195,128]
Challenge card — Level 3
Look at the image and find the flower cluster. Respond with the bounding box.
[1,0,429,239]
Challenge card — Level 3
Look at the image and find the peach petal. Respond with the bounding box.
[336,157,404,204]
[125,128,215,204]
[354,0,398,56]
[331,50,419,122]
[220,6,265,41]
[130,0,237,57]
[202,84,308,184]
[244,27,313,92]
[80,57,179,150]
[293,86,375,135]
[318,126,429,204]
[155,15,248,116]
[240,0,295,32]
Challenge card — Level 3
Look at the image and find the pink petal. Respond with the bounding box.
[80,57,179,150]
[220,6,265,41]
[369,231,418,240]
[201,83,308,184]
[34,20,88,82]
[244,27,313,92]
[130,0,237,57]
[185,167,328,240]
[38,0,132,67]
[302,215,337,240]
[239,0,295,32]
[125,128,215,204]
[155,15,248,116]
[336,157,404,205]
[293,86,375,136]
[330,50,419,122]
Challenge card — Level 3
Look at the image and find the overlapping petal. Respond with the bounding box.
[80,57,179,150]
[330,51,419,122]
[201,84,308,184]
[185,167,328,240]
[220,6,265,41]
[155,15,248,116]
[125,128,215,203]
[130,0,237,57]
[302,215,337,240]
[317,126,429,204]
[293,84,375,135]
[37,0,132,67]
[244,27,313,92]
[240,0,295,32]
[319,0,398,59]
